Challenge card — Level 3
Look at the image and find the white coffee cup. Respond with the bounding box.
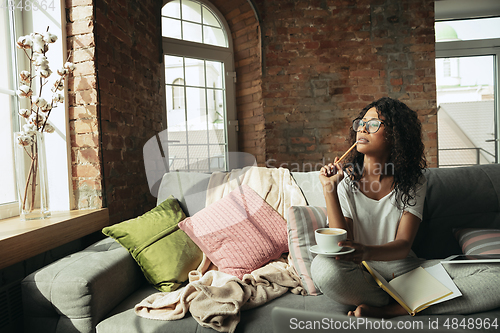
[314,228,347,253]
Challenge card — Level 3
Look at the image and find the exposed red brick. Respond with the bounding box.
[65,0,437,225]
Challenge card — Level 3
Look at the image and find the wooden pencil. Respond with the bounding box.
[336,141,358,164]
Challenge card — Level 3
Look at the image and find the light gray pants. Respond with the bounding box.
[310,255,500,315]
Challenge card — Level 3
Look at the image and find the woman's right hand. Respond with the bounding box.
[319,157,344,190]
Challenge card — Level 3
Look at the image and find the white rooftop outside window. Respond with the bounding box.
[436,17,500,42]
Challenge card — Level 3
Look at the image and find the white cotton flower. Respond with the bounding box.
[42,32,58,44]
[33,54,49,68]
[41,103,52,113]
[54,80,64,91]
[57,68,69,76]
[28,112,45,126]
[43,123,55,133]
[20,71,31,83]
[17,85,33,98]
[19,109,32,118]
[23,123,38,134]
[34,97,48,108]
[64,62,76,71]
[17,133,34,146]
[32,34,47,54]
[39,69,52,79]
[52,93,64,103]
[17,35,33,49]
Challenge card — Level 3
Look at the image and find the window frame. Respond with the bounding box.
[161,0,238,172]
[435,34,500,164]
[0,6,22,219]
[0,1,72,220]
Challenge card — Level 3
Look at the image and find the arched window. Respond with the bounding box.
[162,0,228,47]
[162,0,237,172]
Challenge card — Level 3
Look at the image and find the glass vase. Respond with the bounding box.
[14,131,50,220]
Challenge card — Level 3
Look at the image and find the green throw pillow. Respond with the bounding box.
[102,196,203,292]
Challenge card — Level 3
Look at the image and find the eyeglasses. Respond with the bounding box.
[352,118,384,134]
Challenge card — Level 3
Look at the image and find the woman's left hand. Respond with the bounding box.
[336,240,369,264]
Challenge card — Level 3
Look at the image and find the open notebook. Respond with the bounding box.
[362,262,461,316]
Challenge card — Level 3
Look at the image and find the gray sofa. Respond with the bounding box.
[22,164,500,333]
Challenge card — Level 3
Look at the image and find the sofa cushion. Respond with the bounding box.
[454,228,500,255]
[287,206,328,296]
[413,165,500,259]
[22,237,145,333]
[157,171,211,216]
[291,171,326,207]
[178,185,288,279]
[103,196,203,292]
[97,290,350,333]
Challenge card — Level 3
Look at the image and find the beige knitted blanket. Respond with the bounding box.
[135,254,303,332]
[206,166,307,221]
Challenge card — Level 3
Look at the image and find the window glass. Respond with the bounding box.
[202,6,220,27]
[172,78,185,110]
[1,2,71,217]
[162,0,234,174]
[184,57,205,87]
[435,16,498,168]
[204,26,225,47]
[0,11,13,90]
[164,54,227,172]
[206,60,222,88]
[162,0,181,19]
[162,0,228,48]
[182,21,203,43]
[0,9,18,210]
[436,55,496,167]
[182,0,202,23]
[162,17,181,39]
[436,17,500,42]
[165,55,184,82]
[0,93,17,206]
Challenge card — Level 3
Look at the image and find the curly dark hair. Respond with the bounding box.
[344,97,427,209]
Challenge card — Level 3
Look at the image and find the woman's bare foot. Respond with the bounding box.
[347,302,408,318]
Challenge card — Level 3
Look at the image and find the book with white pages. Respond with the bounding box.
[362,261,461,316]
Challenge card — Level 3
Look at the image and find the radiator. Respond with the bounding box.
[0,279,23,333]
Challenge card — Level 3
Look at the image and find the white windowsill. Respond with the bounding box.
[0,208,109,270]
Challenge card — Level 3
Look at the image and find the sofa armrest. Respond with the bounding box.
[22,237,145,333]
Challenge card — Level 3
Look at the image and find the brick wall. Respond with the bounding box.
[67,0,163,223]
[94,0,163,224]
[255,0,437,169]
[65,0,438,224]
[66,0,102,210]
[211,0,265,165]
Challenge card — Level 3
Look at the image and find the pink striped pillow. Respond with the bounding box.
[455,228,500,255]
[178,185,288,279]
[287,206,328,296]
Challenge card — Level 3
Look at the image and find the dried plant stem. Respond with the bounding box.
[22,144,37,212]
[30,146,38,211]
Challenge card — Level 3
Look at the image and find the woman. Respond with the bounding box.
[311,97,500,318]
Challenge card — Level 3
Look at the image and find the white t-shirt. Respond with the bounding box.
[332,174,427,246]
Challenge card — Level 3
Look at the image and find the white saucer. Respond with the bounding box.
[309,245,355,257]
